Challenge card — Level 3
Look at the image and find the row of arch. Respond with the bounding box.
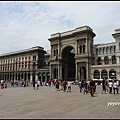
[94,69,116,79]
[97,55,116,65]
[96,45,116,55]
[79,44,85,53]
[53,44,86,57]
[0,72,50,82]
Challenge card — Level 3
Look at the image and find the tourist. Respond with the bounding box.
[108,80,113,94]
[113,80,119,94]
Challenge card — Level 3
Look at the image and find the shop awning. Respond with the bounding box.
[42,73,46,76]
[47,73,50,76]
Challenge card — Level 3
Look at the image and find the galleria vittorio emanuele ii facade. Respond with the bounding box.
[0,25,120,83]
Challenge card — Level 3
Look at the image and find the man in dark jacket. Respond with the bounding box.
[89,79,95,97]
[32,79,35,90]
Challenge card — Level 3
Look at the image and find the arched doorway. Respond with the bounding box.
[32,73,35,81]
[28,73,30,82]
[42,72,46,82]
[25,73,27,80]
[9,74,12,80]
[53,68,58,79]
[109,69,116,79]
[46,72,50,82]
[80,66,86,80]
[94,70,100,79]
[49,26,96,81]
[62,46,75,81]
[18,73,20,81]
[101,70,108,79]
[38,72,42,80]
[21,73,23,80]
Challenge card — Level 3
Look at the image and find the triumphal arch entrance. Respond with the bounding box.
[48,25,96,81]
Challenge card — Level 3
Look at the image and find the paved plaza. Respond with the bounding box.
[0,84,120,119]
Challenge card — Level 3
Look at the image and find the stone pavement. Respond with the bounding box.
[0,84,120,119]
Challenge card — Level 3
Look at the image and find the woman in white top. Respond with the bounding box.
[37,80,40,89]
[108,80,113,94]
[113,80,119,94]
[67,81,71,92]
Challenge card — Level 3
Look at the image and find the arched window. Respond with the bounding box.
[83,45,85,53]
[101,70,108,79]
[97,57,102,65]
[104,56,109,64]
[94,70,100,79]
[108,47,110,53]
[56,49,58,56]
[112,55,116,64]
[53,49,58,56]
[114,46,116,53]
[80,66,86,80]
[103,47,106,54]
[99,48,102,54]
[79,45,82,53]
[109,69,116,79]
[106,47,109,54]
[53,49,56,56]
[96,48,98,55]
[110,46,114,53]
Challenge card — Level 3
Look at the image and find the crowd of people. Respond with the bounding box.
[101,78,119,94]
[0,79,30,89]
[31,79,72,92]
[78,79,97,97]
[77,78,120,96]
[1,78,120,96]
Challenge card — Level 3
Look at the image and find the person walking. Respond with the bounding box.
[32,79,35,90]
[89,79,95,97]
[67,81,72,92]
[78,81,82,93]
[102,78,106,94]
[55,79,60,91]
[116,79,119,92]
[113,80,119,94]
[63,80,67,92]
[105,79,109,93]
[83,80,88,95]
[108,80,113,94]
[37,80,40,89]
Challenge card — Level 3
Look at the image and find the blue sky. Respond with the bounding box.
[0,1,120,54]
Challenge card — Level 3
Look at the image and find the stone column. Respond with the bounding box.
[86,61,88,80]
[116,56,119,64]
[59,63,62,80]
[36,73,38,80]
[50,65,52,79]
[100,70,101,80]
[30,73,32,83]
[75,62,78,82]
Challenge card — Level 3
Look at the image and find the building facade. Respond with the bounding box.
[48,26,96,81]
[0,26,120,83]
[0,46,50,83]
[91,28,120,81]
[48,26,120,81]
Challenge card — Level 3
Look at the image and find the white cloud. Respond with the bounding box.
[0,1,120,54]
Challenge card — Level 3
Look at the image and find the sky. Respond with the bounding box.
[0,1,120,54]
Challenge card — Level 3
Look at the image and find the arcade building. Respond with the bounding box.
[0,25,120,83]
